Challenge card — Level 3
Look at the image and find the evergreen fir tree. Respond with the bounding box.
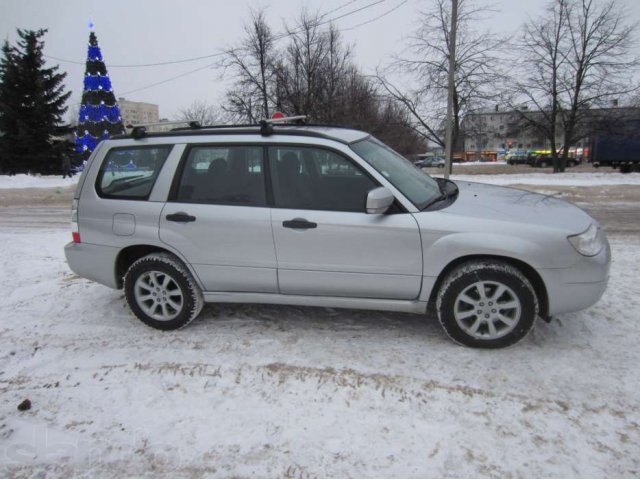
[75,30,125,161]
[0,29,71,175]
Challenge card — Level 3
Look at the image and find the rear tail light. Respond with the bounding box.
[71,199,80,243]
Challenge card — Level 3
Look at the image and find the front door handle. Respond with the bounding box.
[283,218,317,229]
[166,212,196,223]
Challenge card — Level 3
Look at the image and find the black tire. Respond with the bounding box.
[124,252,204,330]
[620,164,632,173]
[436,261,538,348]
[539,161,548,168]
[568,160,576,167]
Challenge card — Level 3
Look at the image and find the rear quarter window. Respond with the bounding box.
[96,145,173,200]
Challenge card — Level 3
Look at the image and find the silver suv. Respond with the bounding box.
[65,122,610,348]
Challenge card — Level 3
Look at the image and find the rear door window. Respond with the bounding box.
[174,145,266,206]
[96,145,173,200]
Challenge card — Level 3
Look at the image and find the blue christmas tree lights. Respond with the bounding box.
[74,29,125,160]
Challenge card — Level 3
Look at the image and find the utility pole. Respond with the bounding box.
[444,0,458,179]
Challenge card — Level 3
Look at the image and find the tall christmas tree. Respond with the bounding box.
[75,28,125,161]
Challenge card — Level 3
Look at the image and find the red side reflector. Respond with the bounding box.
[72,231,81,243]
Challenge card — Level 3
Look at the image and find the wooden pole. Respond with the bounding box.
[444,0,458,179]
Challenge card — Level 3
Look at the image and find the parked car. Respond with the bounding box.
[506,155,530,166]
[415,156,445,168]
[531,153,553,168]
[65,121,610,348]
[532,154,581,168]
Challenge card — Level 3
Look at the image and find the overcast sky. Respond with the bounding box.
[2,0,639,121]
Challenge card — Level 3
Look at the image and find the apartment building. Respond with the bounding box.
[461,106,640,158]
[118,97,159,127]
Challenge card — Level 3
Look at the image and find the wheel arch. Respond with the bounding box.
[115,244,200,290]
[427,254,549,318]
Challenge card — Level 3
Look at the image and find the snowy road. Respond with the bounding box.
[1,182,639,477]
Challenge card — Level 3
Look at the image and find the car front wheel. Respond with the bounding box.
[124,252,204,330]
[436,261,538,348]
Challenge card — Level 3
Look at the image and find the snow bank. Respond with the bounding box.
[1,227,639,477]
[0,173,80,189]
[454,161,508,166]
[3,171,640,192]
[0,174,78,189]
[441,171,640,186]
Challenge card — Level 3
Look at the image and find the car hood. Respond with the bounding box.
[440,180,593,233]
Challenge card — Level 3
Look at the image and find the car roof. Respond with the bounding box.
[111,124,371,145]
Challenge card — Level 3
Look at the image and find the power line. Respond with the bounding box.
[75,0,399,98]
[46,0,380,68]
[270,0,386,42]
[315,0,387,25]
[341,0,408,31]
[45,51,224,68]
[119,62,217,96]
[317,0,362,19]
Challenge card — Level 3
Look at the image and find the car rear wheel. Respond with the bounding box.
[436,261,538,348]
[124,252,204,330]
[539,160,548,168]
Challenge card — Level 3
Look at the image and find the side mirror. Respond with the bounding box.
[366,187,394,214]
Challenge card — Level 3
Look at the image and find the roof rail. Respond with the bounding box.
[259,115,307,136]
[264,115,307,124]
[170,123,257,132]
[122,115,361,140]
[127,120,201,139]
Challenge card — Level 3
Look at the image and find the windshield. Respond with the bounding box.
[350,137,441,209]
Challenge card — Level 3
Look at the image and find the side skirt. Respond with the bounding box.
[202,291,428,314]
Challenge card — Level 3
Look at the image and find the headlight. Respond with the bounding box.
[568,224,605,256]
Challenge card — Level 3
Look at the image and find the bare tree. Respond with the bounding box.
[508,0,569,171]
[376,0,505,150]
[277,10,339,118]
[510,0,637,171]
[221,9,276,122]
[317,23,353,122]
[178,100,223,125]
[220,6,426,155]
[558,0,638,167]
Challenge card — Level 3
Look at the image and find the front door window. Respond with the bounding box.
[268,146,377,212]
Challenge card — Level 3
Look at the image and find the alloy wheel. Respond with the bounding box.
[453,281,522,340]
[134,270,184,321]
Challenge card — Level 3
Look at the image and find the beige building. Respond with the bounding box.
[118,97,159,127]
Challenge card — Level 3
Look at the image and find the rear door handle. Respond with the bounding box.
[166,212,196,223]
[283,218,317,229]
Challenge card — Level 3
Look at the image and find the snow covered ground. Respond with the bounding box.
[454,160,508,166]
[3,171,640,190]
[441,171,640,186]
[1,226,639,476]
[0,175,79,190]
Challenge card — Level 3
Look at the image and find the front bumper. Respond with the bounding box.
[538,239,611,316]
